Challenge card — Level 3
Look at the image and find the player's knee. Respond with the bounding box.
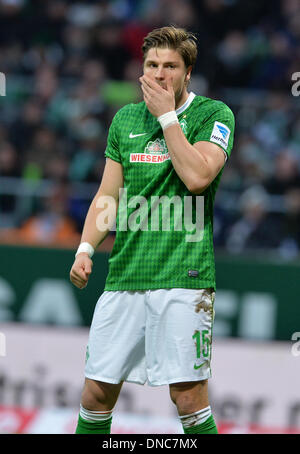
[169,380,208,413]
[81,379,121,411]
[169,386,194,408]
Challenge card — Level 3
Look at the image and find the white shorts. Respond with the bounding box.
[85,288,215,387]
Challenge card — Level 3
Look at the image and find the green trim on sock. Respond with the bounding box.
[183,414,218,434]
[75,414,112,434]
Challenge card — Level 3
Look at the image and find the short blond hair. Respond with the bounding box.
[142,26,198,69]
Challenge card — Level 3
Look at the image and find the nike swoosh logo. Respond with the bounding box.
[194,362,206,370]
[129,132,147,138]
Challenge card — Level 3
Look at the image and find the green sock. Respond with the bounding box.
[75,414,112,434]
[183,414,218,434]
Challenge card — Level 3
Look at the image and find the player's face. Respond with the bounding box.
[143,47,192,105]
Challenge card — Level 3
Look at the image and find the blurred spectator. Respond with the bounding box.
[163,0,196,29]
[0,141,21,220]
[251,31,293,90]
[0,181,80,246]
[289,114,300,149]
[264,150,300,195]
[22,126,63,180]
[234,134,271,189]
[8,98,45,152]
[44,154,70,182]
[215,31,253,88]
[89,20,132,80]
[122,21,151,61]
[225,185,282,253]
[278,187,300,258]
[68,116,105,183]
[252,92,292,154]
[33,64,59,104]
[62,24,91,59]
[46,59,107,134]
[0,141,20,178]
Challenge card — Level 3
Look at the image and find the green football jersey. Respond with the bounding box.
[103,92,235,291]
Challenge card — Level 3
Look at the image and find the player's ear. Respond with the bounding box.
[185,66,192,85]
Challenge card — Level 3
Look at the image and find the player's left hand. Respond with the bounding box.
[139,75,175,118]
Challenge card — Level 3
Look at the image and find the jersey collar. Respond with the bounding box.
[175,92,196,116]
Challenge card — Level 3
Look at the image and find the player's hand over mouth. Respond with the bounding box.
[139,75,175,118]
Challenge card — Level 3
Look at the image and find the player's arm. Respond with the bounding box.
[70,158,123,289]
[140,74,226,194]
[162,125,225,194]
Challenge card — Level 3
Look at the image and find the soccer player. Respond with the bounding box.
[70,26,235,434]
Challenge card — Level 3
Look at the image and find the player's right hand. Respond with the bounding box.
[69,253,93,289]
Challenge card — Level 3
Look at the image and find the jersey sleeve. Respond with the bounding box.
[104,111,122,163]
[192,102,235,161]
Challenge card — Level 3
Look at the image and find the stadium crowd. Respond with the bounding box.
[0,0,299,256]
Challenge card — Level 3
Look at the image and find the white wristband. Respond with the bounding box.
[75,242,94,258]
[158,110,179,130]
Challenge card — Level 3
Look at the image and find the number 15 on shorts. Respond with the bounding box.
[193,329,210,369]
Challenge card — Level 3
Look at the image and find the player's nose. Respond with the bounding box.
[155,65,165,80]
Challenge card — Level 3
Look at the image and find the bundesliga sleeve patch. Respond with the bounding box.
[209,121,231,150]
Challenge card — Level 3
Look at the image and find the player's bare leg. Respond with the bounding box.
[169,380,218,434]
[81,378,123,410]
[75,378,123,434]
[169,380,209,414]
